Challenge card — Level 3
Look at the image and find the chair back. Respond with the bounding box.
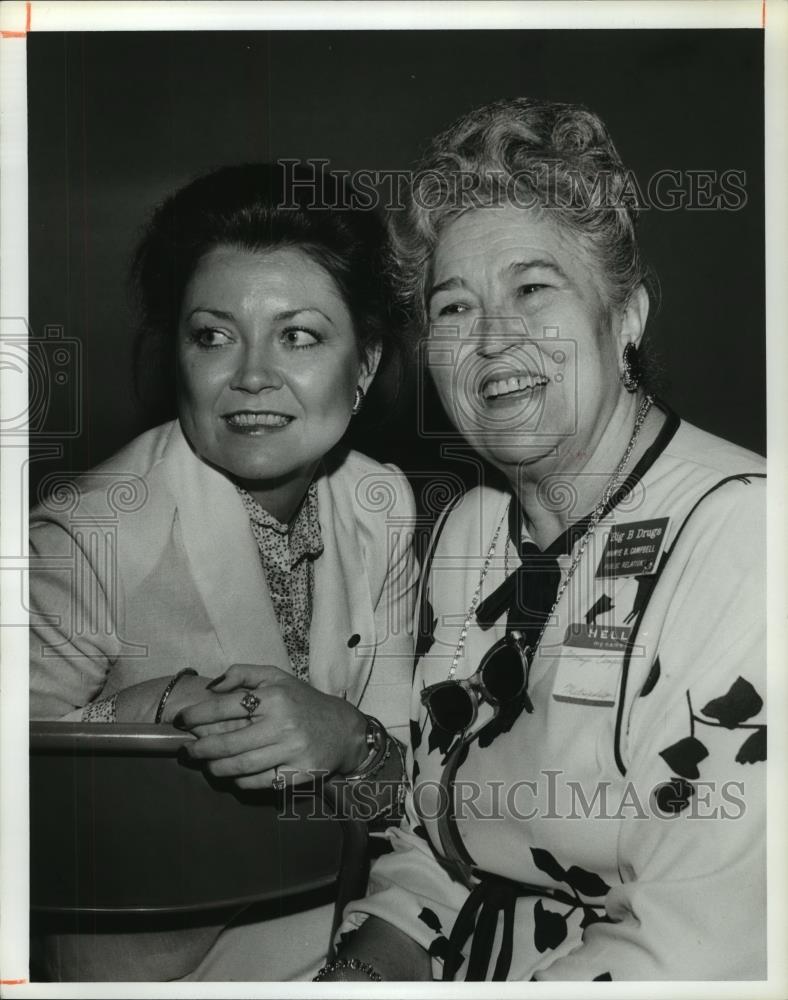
[30,722,344,915]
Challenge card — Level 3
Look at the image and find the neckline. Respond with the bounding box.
[509,398,680,558]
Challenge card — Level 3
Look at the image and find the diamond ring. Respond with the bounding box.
[240,691,261,720]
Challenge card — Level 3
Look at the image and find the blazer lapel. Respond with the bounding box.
[161,424,291,673]
[309,460,376,703]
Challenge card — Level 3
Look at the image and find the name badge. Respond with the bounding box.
[563,622,632,652]
[596,517,669,579]
[552,658,620,707]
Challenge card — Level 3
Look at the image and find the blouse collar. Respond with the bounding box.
[236,481,324,566]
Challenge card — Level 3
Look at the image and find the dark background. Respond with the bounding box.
[27,29,765,504]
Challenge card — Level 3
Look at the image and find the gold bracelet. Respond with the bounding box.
[154,668,197,724]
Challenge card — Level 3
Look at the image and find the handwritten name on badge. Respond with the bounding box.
[553,659,620,707]
[596,517,669,579]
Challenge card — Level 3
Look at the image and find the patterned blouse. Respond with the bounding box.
[235,483,323,683]
[81,483,323,721]
[339,411,767,981]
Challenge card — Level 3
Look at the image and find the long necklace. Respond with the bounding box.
[447,395,654,680]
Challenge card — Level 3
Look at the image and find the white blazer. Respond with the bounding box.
[29,421,417,739]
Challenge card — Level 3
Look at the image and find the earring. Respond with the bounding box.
[620,342,641,393]
[351,385,365,415]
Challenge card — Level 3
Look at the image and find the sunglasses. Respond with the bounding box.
[420,630,532,736]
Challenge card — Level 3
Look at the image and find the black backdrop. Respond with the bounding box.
[27,29,765,504]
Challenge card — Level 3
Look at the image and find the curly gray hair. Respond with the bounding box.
[389,97,652,334]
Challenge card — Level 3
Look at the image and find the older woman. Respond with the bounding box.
[29,163,416,980]
[320,98,766,983]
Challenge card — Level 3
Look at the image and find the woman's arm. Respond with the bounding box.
[29,515,121,719]
[317,916,431,981]
[532,480,767,981]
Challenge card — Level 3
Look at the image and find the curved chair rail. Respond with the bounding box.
[30,722,346,915]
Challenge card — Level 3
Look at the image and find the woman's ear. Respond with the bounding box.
[617,284,650,351]
[359,341,383,393]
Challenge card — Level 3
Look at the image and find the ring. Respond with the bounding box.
[240,691,261,720]
[272,767,286,792]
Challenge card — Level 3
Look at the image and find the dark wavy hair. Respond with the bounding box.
[131,162,403,420]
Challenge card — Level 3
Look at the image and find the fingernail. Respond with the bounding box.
[207,673,226,690]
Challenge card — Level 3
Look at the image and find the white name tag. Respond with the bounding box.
[552,657,621,707]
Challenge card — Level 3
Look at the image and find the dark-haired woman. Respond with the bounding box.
[29,164,416,980]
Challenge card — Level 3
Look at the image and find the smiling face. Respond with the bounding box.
[427,203,643,484]
[177,246,373,508]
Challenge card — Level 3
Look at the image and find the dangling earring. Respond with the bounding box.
[620,342,641,393]
[351,385,365,416]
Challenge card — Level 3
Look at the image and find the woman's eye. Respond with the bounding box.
[436,302,471,318]
[281,327,321,349]
[190,327,232,349]
[517,283,548,297]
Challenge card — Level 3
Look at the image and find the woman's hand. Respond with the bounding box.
[174,663,368,789]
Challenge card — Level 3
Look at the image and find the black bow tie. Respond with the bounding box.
[475,542,561,649]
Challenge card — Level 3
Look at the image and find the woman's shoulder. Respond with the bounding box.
[641,421,764,583]
[321,448,417,524]
[663,418,765,480]
[650,417,765,530]
[431,483,511,555]
[30,422,178,526]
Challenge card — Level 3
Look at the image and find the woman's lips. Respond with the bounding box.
[481,373,549,401]
[223,411,293,431]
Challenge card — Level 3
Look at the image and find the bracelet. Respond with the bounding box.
[154,668,197,724]
[363,736,392,781]
[312,957,382,982]
[340,715,387,780]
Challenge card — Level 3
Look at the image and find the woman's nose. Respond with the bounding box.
[230,344,283,393]
[473,314,530,357]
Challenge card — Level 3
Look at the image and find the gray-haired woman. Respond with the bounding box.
[315,98,766,983]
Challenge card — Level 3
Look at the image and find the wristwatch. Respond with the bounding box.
[341,714,387,780]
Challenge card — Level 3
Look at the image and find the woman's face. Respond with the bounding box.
[177,246,370,490]
[427,203,639,482]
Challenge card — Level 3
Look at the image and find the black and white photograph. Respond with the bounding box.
[1,1,786,995]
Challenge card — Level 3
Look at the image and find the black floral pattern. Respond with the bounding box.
[659,735,709,780]
[653,777,695,815]
[585,593,614,625]
[736,726,766,764]
[640,656,661,697]
[655,677,766,807]
[526,847,612,953]
[623,567,661,624]
[415,594,437,663]
[418,906,463,977]
[701,677,763,730]
[533,899,568,952]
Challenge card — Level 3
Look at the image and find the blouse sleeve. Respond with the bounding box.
[29,513,120,719]
[336,746,473,978]
[533,477,767,981]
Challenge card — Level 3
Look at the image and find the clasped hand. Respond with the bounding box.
[174,663,367,789]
